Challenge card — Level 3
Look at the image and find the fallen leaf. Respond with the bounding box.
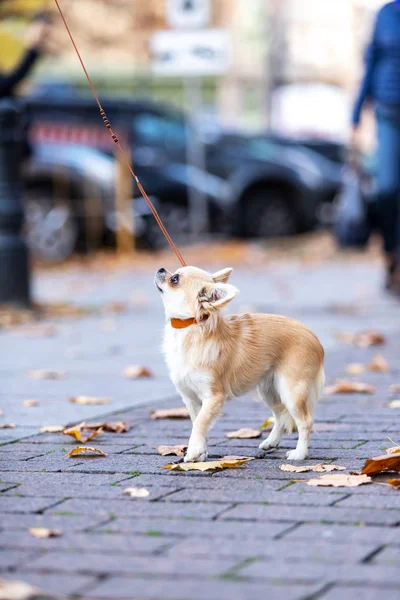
[389,400,400,409]
[387,479,400,489]
[389,384,400,395]
[324,381,376,395]
[367,354,390,373]
[62,422,102,444]
[28,369,65,380]
[39,425,64,433]
[0,577,40,600]
[124,365,153,379]
[385,438,400,454]
[69,396,111,405]
[362,453,400,475]
[226,428,261,439]
[67,446,108,458]
[105,301,128,314]
[0,423,15,429]
[85,421,130,433]
[157,444,188,457]
[221,455,255,461]
[122,487,150,498]
[29,527,62,539]
[151,407,189,420]
[163,456,253,472]
[23,400,39,407]
[336,330,385,348]
[280,463,346,473]
[260,417,275,430]
[344,363,366,375]
[307,474,372,487]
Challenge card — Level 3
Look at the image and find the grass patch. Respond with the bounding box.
[147,530,162,537]
[128,471,142,478]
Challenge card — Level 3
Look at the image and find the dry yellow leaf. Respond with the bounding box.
[23,400,38,407]
[0,577,40,600]
[389,400,400,409]
[122,487,150,498]
[344,363,366,375]
[324,381,376,395]
[307,474,372,487]
[336,330,385,348]
[157,444,188,457]
[387,479,400,488]
[69,396,111,405]
[362,453,400,476]
[260,417,275,430]
[385,438,400,454]
[28,370,65,380]
[105,301,127,314]
[29,527,62,539]
[84,421,130,433]
[280,463,346,473]
[124,365,153,379]
[226,428,261,439]
[162,456,253,472]
[39,425,64,433]
[67,446,108,458]
[367,354,390,373]
[151,407,189,420]
[0,423,15,429]
[62,422,102,444]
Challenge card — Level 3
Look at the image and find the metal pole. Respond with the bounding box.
[183,76,209,239]
[0,99,31,306]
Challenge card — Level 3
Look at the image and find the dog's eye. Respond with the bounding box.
[170,274,180,286]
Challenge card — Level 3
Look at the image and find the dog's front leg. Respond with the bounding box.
[185,394,224,462]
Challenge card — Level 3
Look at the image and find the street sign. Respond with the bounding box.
[166,0,211,30]
[150,29,230,76]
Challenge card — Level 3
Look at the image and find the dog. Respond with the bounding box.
[155,265,325,462]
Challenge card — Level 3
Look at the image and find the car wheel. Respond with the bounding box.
[23,182,79,263]
[144,202,190,249]
[242,187,298,238]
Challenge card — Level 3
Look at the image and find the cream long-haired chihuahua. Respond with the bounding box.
[155,266,325,462]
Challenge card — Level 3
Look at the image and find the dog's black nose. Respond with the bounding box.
[157,268,166,274]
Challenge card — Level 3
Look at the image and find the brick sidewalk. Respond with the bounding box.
[1,261,400,600]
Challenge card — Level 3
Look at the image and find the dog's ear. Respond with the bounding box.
[212,268,233,283]
[198,282,238,310]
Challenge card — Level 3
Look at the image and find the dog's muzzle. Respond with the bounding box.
[155,268,166,292]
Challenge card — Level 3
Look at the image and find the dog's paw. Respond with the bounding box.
[259,437,280,451]
[185,437,208,463]
[286,449,308,461]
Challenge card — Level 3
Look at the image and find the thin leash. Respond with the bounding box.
[53,0,187,267]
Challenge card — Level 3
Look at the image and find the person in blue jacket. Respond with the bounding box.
[353,0,400,294]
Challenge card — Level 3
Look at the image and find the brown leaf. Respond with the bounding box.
[280,463,346,473]
[122,487,150,498]
[62,422,102,444]
[387,479,400,488]
[367,354,390,373]
[39,425,64,433]
[324,381,376,395]
[124,365,153,379]
[0,577,41,600]
[23,400,39,407]
[344,363,366,375]
[67,446,108,458]
[157,444,188,457]
[336,330,385,348]
[162,456,253,472]
[362,453,400,476]
[307,474,372,487]
[385,438,400,454]
[85,421,130,433]
[29,527,62,539]
[0,423,15,429]
[28,369,65,380]
[150,407,189,420]
[260,417,275,430]
[226,428,261,439]
[389,400,400,409]
[104,301,128,314]
[69,396,111,405]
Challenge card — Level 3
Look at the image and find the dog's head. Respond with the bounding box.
[154,266,238,320]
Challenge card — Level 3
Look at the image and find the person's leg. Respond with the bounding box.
[376,113,400,291]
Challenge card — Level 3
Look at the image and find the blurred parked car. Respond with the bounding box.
[23,95,341,260]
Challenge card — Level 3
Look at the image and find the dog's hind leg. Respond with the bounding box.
[258,375,285,451]
[277,375,315,461]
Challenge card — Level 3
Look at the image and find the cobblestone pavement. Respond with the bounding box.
[1,257,400,600]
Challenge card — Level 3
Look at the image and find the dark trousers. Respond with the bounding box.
[376,107,400,254]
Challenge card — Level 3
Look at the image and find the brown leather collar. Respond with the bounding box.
[170,315,209,329]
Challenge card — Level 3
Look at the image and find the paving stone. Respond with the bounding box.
[12,573,98,598]
[0,496,64,514]
[335,493,400,510]
[372,546,400,565]
[164,488,345,506]
[0,549,37,570]
[0,514,106,532]
[318,586,400,600]
[280,523,400,544]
